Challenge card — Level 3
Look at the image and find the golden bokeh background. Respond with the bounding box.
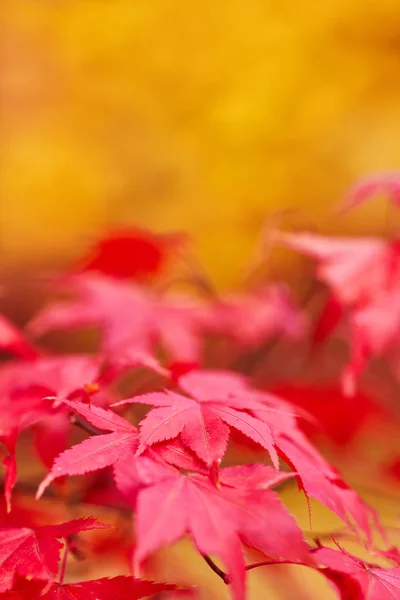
[2,1,400,286]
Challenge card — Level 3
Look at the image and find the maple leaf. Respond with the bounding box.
[0,518,107,592]
[312,293,343,347]
[321,567,364,600]
[115,370,279,467]
[111,439,208,510]
[270,384,385,447]
[150,438,208,474]
[0,578,46,600]
[276,430,377,542]
[341,172,400,211]
[36,399,139,498]
[241,386,379,540]
[0,355,109,503]
[34,412,71,470]
[0,314,39,361]
[315,545,400,600]
[280,232,400,394]
[211,284,306,349]
[133,463,309,600]
[38,576,177,600]
[77,227,186,280]
[29,274,211,373]
[0,387,47,511]
[9,355,103,403]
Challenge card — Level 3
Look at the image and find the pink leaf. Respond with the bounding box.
[280,232,400,391]
[316,545,400,600]
[134,464,309,600]
[312,294,343,347]
[277,431,377,542]
[116,370,279,467]
[37,576,176,599]
[0,519,107,592]
[341,172,400,210]
[29,274,211,373]
[76,226,186,280]
[36,431,138,499]
[0,315,39,360]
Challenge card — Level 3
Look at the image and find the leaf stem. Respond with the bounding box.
[245,559,311,572]
[202,554,314,584]
[59,543,69,585]
[69,413,102,436]
[202,554,230,584]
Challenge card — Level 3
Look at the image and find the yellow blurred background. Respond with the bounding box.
[2,0,400,287]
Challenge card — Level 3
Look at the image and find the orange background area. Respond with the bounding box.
[2,1,400,287]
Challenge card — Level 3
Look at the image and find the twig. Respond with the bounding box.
[0,478,132,516]
[233,276,323,379]
[69,413,102,436]
[202,554,313,583]
[202,555,230,584]
[58,544,69,585]
[245,559,298,572]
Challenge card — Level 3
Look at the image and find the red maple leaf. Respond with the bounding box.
[276,430,378,542]
[0,576,175,600]
[36,400,139,499]
[33,384,115,470]
[321,567,364,600]
[0,314,39,361]
[0,355,109,506]
[341,172,400,211]
[77,227,186,280]
[14,354,114,470]
[239,386,378,540]
[29,274,211,374]
[312,293,343,347]
[280,232,400,394]
[0,518,107,592]
[10,355,103,402]
[210,284,306,349]
[38,576,177,600]
[115,370,279,467]
[112,440,208,510]
[114,371,374,540]
[269,383,385,447]
[132,463,309,600]
[0,578,46,600]
[315,544,400,600]
[0,388,47,511]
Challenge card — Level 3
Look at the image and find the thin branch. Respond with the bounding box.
[233,276,323,379]
[245,559,310,572]
[202,554,314,583]
[69,413,102,436]
[0,478,132,516]
[202,554,230,584]
[58,544,69,585]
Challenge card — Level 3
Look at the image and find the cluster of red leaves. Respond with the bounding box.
[2,199,400,600]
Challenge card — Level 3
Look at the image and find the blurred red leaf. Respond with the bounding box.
[270,384,385,446]
[280,232,400,394]
[78,228,186,280]
[316,544,400,599]
[0,518,107,592]
[39,576,176,599]
[341,172,400,211]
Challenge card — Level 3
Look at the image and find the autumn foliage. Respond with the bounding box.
[2,181,400,599]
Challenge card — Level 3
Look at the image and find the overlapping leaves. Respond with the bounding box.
[1,218,400,600]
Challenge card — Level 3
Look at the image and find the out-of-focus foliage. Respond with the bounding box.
[2,1,400,285]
